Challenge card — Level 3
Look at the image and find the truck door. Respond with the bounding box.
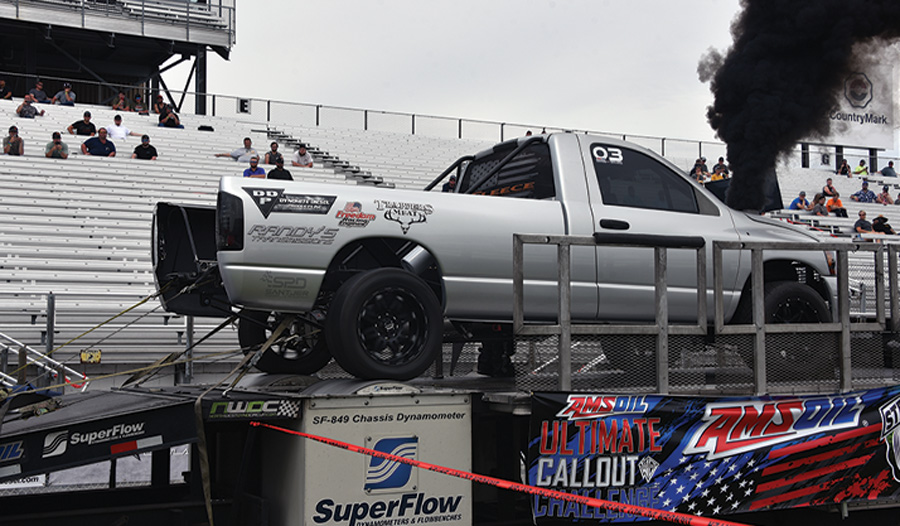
[578,137,743,322]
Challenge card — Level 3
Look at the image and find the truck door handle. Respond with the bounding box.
[599,219,630,230]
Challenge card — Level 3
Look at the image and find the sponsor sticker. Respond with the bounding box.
[260,272,309,299]
[373,200,433,234]
[336,201,376,228]
[365,436,418,492]
[248,225,338,245]
[0,441,24,463]
[244,188,336,218]
[208,399,301,420]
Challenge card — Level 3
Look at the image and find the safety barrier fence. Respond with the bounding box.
[513,233,899,395]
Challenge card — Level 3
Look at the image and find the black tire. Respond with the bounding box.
[326,268,442,380]
[731,281,833,379]
[732,281,832,324]
[238,310,332,375]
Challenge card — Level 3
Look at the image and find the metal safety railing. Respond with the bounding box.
[512,233,898,395]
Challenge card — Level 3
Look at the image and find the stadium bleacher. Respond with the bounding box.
[0,96,895,387]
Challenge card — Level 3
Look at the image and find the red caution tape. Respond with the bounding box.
[251,421,752,526]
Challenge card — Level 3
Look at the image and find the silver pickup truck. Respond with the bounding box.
[153,133,836,380]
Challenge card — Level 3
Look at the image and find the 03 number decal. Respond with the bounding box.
[592,145,624,164]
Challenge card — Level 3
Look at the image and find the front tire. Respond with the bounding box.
[326,269,442,380]
[732,281,832,324]
[238,310,332,375]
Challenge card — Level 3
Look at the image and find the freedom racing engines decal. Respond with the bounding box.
[528,389,900,522]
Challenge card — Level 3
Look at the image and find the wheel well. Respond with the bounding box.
[739,259,831,308]
[319,238,444,304]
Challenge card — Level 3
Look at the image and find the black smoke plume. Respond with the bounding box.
[703,0,900,210]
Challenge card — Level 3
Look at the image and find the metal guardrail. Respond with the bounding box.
[0,332,89,391]
[512,233,897,395]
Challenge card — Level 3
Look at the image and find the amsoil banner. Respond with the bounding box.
[528,387,900,522]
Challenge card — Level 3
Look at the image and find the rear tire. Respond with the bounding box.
[238,310,332,375]
[326,269,442,380]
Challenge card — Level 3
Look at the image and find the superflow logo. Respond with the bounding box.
[365,437,418,492]
[43,431,68,458]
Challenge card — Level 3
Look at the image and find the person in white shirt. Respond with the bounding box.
[106,114,141,141]
[291,144,313,168]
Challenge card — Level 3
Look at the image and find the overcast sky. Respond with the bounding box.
[190,0,743,142]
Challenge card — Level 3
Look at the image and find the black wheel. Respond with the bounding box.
[326,269,442,380]
[238,310,332,375]
[731,281,833,379]
[732,281,832,324]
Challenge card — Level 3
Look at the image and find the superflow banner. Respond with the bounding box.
[528,387,900,522]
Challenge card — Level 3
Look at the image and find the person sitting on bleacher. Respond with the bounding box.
[823,178,837,198]
[877,185,893,206]
[264,142,283,165]
[158,104,183,128]
[81,127,116,157]
[16,95,45,118]
[111,92,131,112]
[3,125,23,156]
[853,159,869,177]
[50,83,76,106]
[827,191,848,217]
[215,137,258,162]
[0,78,11,100]
[873,215,896,235]
[788,191,810,211]
[291,145,313,168]
[132,135,158,160]
[243,155,265,178]
[132,95,148,115]
[850,181,877,203]
[107,114,141,140]
[28,80,49,103]
[810,194,829,216]
[44,131,68,159]
[854,210,874,235]
[837,159,852,177]
[68,111,96,136]
[268,157,293,181]
[878,161,897,178]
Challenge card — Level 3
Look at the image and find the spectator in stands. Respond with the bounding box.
[107,114,141,140]
[525,130,533,136]
[131,135,158,160]
[44,131,68,159]
[50,83,76,106]
[872,215,896,235]
[854,210,874,235]
[68,111,97,136]
[16,94,45,118]
[158,104,183,128]
[3,125,23,156]
[81,127,116,157]
[810,193,829,216]
[877,185,893,205]
[826,191,848,217]
[712,157,729,175]
[837,159,852,177]
[264,142,283,165]
[0,79,12,100]
[823,178,837,198]
[267,157,292,180]
[216,137,257,162]
[442,175,458,193]
[850,181,877,203]
[153,95,168,114]
[853,159,869,177]
[291,145,313,168]
[788,191,810,210]
[710,164,729,181]
[692,157,710,176]
[111,92,131,112]
[133,95,148,114]
[243,155,265,178]
[878,161,897,178]
[690,165,706,182]
[28,80,49,103]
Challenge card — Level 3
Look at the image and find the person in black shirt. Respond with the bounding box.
[67,111,96,136]
[0,79,11,100]
[267,157,293,180]
[131,135,158,160]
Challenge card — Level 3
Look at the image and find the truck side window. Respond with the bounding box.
[591,144,698,214]
[459,142,556,199]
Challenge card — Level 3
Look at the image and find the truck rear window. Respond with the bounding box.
[459,142,555,199]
